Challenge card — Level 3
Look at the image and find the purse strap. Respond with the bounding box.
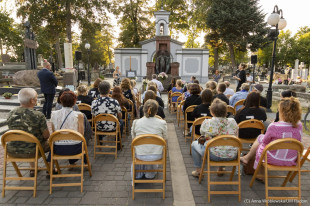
[59,111,73,129]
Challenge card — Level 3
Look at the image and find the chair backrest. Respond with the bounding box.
[185,105,197,114]
[260,138,303,163]
[121,106,127,119]
[227,105,236,115]
[155,115,163,120]
[77,103,91,112]
[49,129,85,143]
[131,134,166,157]
[206,135,242,149]
[176,96,182,104]
[94,113,119,126]
[234,99,245,111]
[171,92,182,98]
[179,100,185,107]
[237,119,265,134]
[192,116,212,127]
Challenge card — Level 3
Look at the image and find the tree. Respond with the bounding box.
[112,0,154,48]
[206,0,268,70]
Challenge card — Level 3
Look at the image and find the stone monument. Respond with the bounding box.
[23,21,37,70]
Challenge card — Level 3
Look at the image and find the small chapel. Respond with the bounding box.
[114,7,209,82]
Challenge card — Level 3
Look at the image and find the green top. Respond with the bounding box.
[7,107,48,154]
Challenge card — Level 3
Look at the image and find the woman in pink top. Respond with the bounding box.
[240,97,302,179]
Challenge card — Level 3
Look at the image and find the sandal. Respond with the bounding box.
[29,170,35,177]
[217,167,225,177]
[192,170,200,177]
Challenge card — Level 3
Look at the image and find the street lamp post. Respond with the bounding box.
[266,5,287,110]
[85,42,91,86]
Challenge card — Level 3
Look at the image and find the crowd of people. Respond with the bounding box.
[5,62,305,193]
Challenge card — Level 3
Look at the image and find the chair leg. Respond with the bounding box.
[94,134,97,159]
[250,162,261,187]
[81,152,84,193]
[281,171,292,187]
[265,165,268,206]
[132,162,135,200]
[230,166,236,181]
[11,162,22,177]
[33,150,39,197]
[2,152,7,197]
[50,160,53,194]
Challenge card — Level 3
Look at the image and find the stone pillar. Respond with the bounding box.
[64,43,73,69]
[146,62,155,80]
[170,62,179,76]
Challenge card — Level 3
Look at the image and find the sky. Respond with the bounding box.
[1,0,310,46]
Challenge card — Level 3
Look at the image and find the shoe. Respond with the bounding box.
[217,167,225,177]
[192,170,200,177]
[29,170,35,177]
[46,168,58,179]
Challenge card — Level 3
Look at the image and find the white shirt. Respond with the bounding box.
[131,117,167,156]
[247,75,253,83]
[151,79,164,92]
[224,88,234,96]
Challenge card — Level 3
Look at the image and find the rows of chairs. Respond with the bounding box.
[168,91,306,205]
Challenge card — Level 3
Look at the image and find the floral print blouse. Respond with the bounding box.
[200,117,239,159]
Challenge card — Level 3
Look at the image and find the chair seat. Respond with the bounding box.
[209,159,239,166]
[96,131,118,136]
[264,163,299,171]
[134,159,164,165]
[53,154,83,160]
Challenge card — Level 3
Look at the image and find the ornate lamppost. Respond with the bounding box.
[85,42,91,86]
[266,5,287,110]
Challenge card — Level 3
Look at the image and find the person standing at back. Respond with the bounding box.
[37,60,58,119]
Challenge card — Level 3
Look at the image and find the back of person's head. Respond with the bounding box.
[130,79,136,88]
[224,81,230,88]
[176,79,182,87]
[60,91,77,107]
[148,86,157,95]
[112,86,126,106]
[241,83,250,91]
[121,78,131,91]
[217,83,226,93]
[152,74,157,79]
[279,97,301,128]
[201,89,213,105]
[193,79,199,84]
[186,83,193,91]
[206,81,217,90]
[190,83,201,95]
[143,99,158,118]
[246,72,250,76]
[143,90,156,104]
[245,91,260,108]
[147,81,157,89]
[43,60,50,68]
[98,81,111,95]
[281,90,297,98]
[210,98,227,117]
[240,63,247,69]
[93,78,102,88]
[191,76,196,80]
[57,88,70,103]
[18,88,37,105]
[77,85,88,96]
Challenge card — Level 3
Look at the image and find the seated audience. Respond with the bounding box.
[206,81,217,96]
[148,85,164,108]
[142,81,161,100]
[183,76,196,93]
[214,83,229,105]
[140,91,165,119]
[121,78,136,117]
[223,81,234,97]
[240,97,302,181]
[172,79,184,102]
[77,85,93,119]
[131,79,139,96]
[7,88,50,177]
[48,91,85,166]
[274,90,297,122]
[151,74,164,92]
[131,99,167,179]
[229,83,250,111]
[192,89,213,135]
[167,77,177,92]
[191,99,238,177]
[252,84,267,108]
[235,91,267,139]
[56,88,79,111]
[88,78,102,99]
[112,86,130,118]
[183,83,192,100]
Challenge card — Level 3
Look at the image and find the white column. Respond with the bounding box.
[64,43,73,69]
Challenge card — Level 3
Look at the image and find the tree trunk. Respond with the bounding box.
[0,39,3,56]
[55,35,63,70]
[66,0,72,43]
[228,43,236,71]
[214,47,219,71]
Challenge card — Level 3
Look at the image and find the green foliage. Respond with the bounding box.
[112,0,154,48]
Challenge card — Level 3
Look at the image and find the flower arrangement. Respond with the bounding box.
[142,79,149,85]
[158,72,168,81]
[2,92,13,99]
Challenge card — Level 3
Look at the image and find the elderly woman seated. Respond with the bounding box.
[240,97,302,182]
[131,99,167,179]
[47,91,85,167]
[191,99,238,177]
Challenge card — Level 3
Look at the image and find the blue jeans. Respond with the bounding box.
[191,141,236,168]
[131,154,162,182]
[43,93,55,119]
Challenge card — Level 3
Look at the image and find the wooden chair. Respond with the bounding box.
[190,116,212,155]
[184,105,197,142]
[227,105,236,116]
[233,99,245,112]
[155,115,163,120]
[94,114,122,159]
[198,135,242,202]
[167,90,172,109]
[177,100,185,127]
[237,119,265,151]
[127,99,135,127]
[131,134,167,200]
[48,129,92,194]
[169,92,182,113]
[121,106,128,137]
[1,130,50,197]
[249,138,303,206]
[77,103,93,130]
[288,146,310,184]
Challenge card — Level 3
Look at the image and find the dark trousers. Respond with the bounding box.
[43,93,55,119]
[47,143,86,165]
